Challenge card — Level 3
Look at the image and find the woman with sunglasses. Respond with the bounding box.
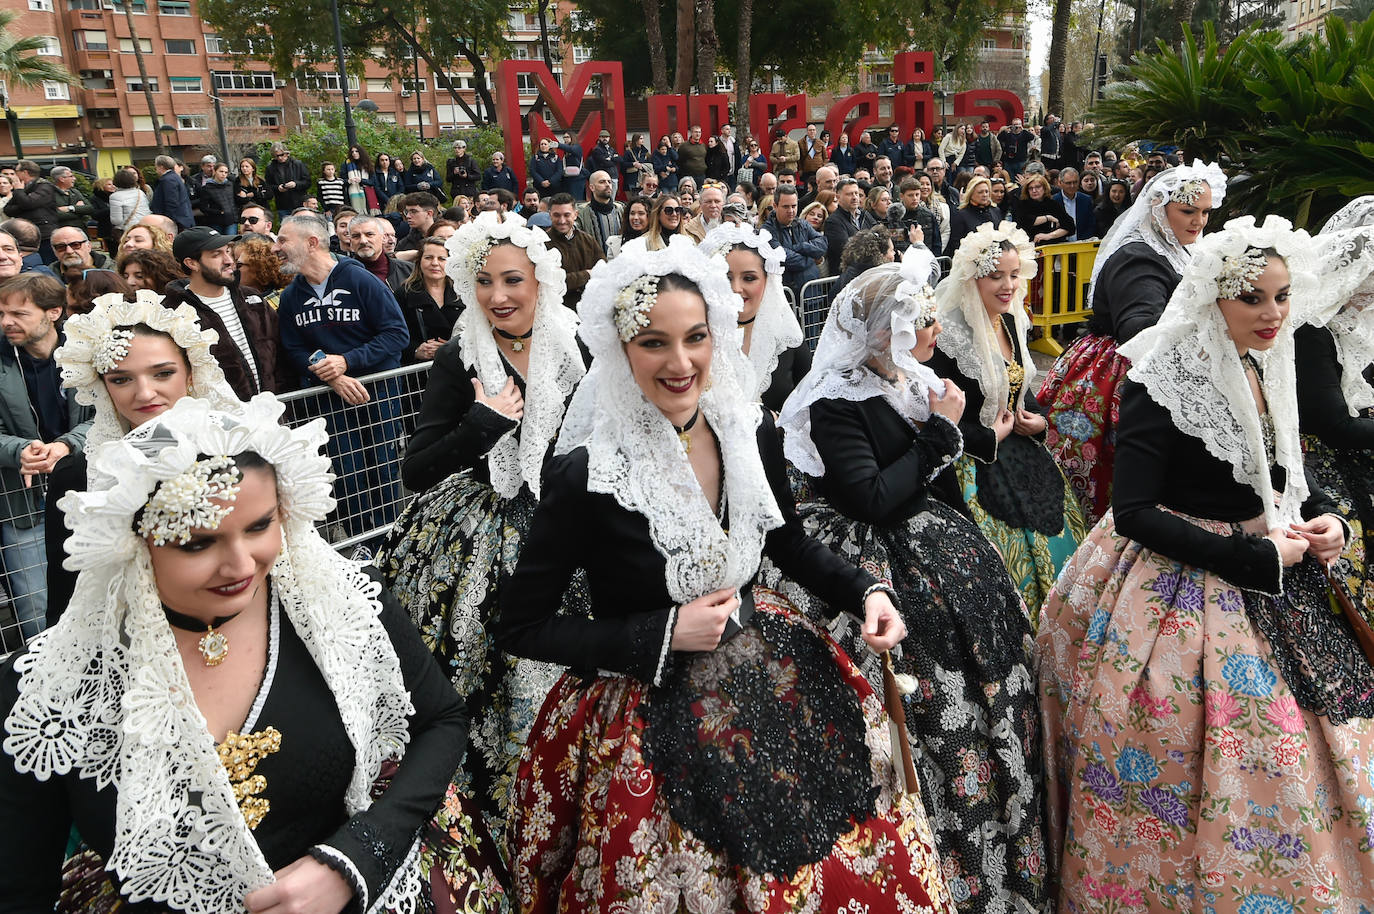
[621,195,695,254]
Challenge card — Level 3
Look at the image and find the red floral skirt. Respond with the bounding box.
[1037,333,1130,527]
[508,587,953,913]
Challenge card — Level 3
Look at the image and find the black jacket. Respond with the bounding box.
[265,156,311,213]
[196,180,236,228]
[399,281,461,359]
[823,208,878,274]
[161,279,291,397]
[4,178,59,239]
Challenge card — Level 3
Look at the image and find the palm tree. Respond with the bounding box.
[0,9,76,157]
[1335,0,1374,23]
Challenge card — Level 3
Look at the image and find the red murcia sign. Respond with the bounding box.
[496,52,1025,189]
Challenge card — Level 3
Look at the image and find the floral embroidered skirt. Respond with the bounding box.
[952,440,1086,620]
[1038,511,1374,913]
[1302,432,1374,618]
[508,587,954,914]
[374,472,582,850]
[794,496,1050,914]
[1036,333,1129,528]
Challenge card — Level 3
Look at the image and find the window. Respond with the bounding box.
[515,72,540,94]
[573,46,592,64]
[204,34,226,53]
[867,70,893,91]
[376,111,396,123]
[366,77,391,92]
[126,76,157,91]
[401,78,426,93]
[170,76,201,93]
[157,0,190,13]
[980,37,997,50]
[176,114,208,129]
[294,72,359,93]
[131,114,155,131]
[256,110,281,127]
[119,37,153,53]
[164,39,195,54]
[213,70,276,91]
[405,110,432,126]
[714,74,734,93]
[36,36,62,56]
[111,0,149,10]
[74,30,109,50]
[43,80,70,100]
[29,0,54,11]
[67,0,102,9]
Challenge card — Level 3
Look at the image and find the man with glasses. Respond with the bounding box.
[46,226,111,283]
[265,143,310,215]
[877,124,906,174]
[238,205,274,239]
[925,159,960,208]
[396,193,438,254]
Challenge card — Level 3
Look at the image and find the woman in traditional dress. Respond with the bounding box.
[1038,215,1370,913]
[1037,161,1226,525]
[371,212,585,854]
[778,248,1049,913]
[701,223,810,413]
[497,237,952,913]
[1296,197,1374,615]
[2,395,501,913]
[926,221,1086,615]
[45,290,243,624]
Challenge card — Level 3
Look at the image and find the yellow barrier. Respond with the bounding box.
[1026,240,1100,357]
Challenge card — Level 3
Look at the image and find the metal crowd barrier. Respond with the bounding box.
[0,361,435,653]
[799,276,838,349]
[1027,240,1100,357]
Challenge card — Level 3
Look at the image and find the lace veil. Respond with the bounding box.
[556,235,783,605]
[779,248,947,476]
[2,396,421,914]
[1087,160,1228,302]
[1308,197,1374,415]
[1118,215,1319,529]
[700,224,803,401]
[933,220,1038,427]
[447,210,585,499]
[56,290,242,462]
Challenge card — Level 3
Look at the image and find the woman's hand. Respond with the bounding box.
[1265,527,1310,567]
[861,590,906,653]
[1292,514,1347,566]
[244,857,353,914]
[670,588,740,651]
[415,338,444,361]
[992,408,1015,442]
[472,377,524,421]
[1013,407,1046,436]
[928,379,965,423]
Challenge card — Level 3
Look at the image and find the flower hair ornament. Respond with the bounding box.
[446,210,585,499]
[1120,214,1319,531]
[615,273,660,341]
[934,221,1038,428]
[1088,159,1228,301]
[559,235,784,609]
[699,224,803,400]
[56,290,242,460]
[4,395,426,914]
[136,454,241,546]
[1308,197,1374,415]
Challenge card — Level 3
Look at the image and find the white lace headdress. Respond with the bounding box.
[557,234,783,604]
[780,248,948,476]
[1087,160,1228,302]
[446,210,585,499]
[2,396,419,914]
[1307,197,1374,415]
[55,290,242,458]
[1119,214,1319,529]
[933,220,1038,428]
[699,224,803,401]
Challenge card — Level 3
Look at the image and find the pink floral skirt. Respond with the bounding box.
[1038,511,1374,913]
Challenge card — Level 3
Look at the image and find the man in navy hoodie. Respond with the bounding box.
[275,212,410,539]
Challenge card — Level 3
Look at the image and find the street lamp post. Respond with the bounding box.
[330,0,359,149]
[209,95,231,166]
[0,89,23,159]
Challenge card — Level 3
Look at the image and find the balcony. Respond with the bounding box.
[84,86,119,105]
[94,127,127,145]
[72,49,115,71]
[977,46,1027,60]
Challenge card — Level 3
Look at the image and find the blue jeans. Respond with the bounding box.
[323,377,403,541]
[1,518,47,641]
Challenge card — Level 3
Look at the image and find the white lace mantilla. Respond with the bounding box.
[780,259,950,477]
[1119,215,1319,529]
[55,290,242,465]
[700,224,802,402]
[558,236,783,604]
[2,396,416,914]
[934,221,1038,428]
[449,211,585,499]
[1087,160,1228,305]
[1311,197,1374,415]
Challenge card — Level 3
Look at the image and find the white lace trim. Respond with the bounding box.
[367,835,424,914]
[558,235,784,606]
[779,262,948,477]
[934,220,1038,428]
[653,604,678,687]
[1311,198,1374,415]
[313,844,369,911]
[1118,214,1319,530]
[449,211,585,500]
[3,396,414,914]
[55,290,242,473]
[1087,160,1227,306]
[240,591,281,734]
